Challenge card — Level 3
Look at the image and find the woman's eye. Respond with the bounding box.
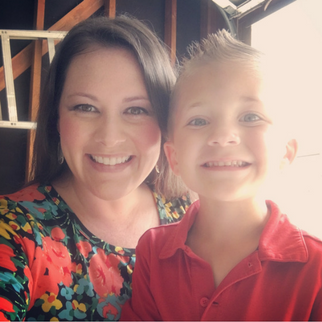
[74,104,96,113]
[241,113,261,122]
[188,118,208,126]
[126,107,148,115]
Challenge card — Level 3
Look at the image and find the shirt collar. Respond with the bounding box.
[258,200,308,262]
[159,200,308,263]
[159,200,200,259]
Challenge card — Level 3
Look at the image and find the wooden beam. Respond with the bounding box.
[200,0,230,39]
[164,0,177,66]
[104,0,116,18]
[25,0,45,182]
[0,0,104,92]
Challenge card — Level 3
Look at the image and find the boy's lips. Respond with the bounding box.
[202,160,250,168]
[90,155,132,166]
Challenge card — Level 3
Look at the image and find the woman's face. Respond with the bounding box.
[58,46,161,200]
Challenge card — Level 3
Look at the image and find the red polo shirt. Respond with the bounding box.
[121,200,322,321]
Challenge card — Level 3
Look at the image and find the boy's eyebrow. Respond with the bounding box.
[240,96,263,103]
[185,97,263,109]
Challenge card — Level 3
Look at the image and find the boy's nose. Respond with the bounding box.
[207,125,240,147]
[94,116,126,147]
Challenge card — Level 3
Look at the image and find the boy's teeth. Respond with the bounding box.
[205,161,247,167]
[91,155,130,165]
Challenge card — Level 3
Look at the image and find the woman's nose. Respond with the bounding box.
[207,124,240,147]
[94,115,126,147]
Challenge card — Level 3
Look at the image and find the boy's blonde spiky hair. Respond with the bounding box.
[179,29,263,80]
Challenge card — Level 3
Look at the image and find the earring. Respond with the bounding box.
[58,142,64,165]
[155,164,160,174]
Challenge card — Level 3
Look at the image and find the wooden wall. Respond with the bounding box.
[0,0,231,194]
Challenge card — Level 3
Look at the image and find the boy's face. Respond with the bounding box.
[165,61,297,202]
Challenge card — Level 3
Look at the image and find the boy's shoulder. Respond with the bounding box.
[301,229,322,253]
[137,201,200,257]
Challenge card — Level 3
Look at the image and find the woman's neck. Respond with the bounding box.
[53,174,159,247]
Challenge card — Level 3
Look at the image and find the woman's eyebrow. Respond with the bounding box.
[66,92,99,102]
[122,96,151,103]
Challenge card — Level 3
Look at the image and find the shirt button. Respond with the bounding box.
[200,297,209,307]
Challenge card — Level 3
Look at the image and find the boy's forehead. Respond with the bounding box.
[174,61,264,104]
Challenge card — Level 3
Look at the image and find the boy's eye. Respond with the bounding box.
[188,118,208,126]
[240,113,262,122]
[125,107,149,115]
[73,104,97,113]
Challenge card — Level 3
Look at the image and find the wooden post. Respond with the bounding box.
[104,0,116,18]
[164,0,177,66]
[200,0,231,39]
[25,0,45,182]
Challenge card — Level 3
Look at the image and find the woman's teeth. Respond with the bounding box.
[204,160,248,167]
[91,155,131,166]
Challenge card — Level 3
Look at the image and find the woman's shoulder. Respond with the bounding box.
[153,191,192,225]
[1,183,49,201]
[0,183,65,220]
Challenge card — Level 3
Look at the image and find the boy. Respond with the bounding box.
[121,30,322,320]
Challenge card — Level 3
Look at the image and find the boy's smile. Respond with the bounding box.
[165,61,293,202]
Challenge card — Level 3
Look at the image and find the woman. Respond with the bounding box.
[0,16,189,321]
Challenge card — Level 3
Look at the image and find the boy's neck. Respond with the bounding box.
[191,196,269,244]
[186,197,270,288]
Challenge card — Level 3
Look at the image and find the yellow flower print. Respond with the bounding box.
[5,213,17,220]
[72,300,86,312]
[75,264,82,274]
[40,293,63,313]
[15,207,23,214]
[0,220,16,239]
[26,213,34,221]
[50,318,59,321]
[127,265,133,275]
[8,221,20,232]
[0,199,9,215]
[21,222,32,233]
[165,202,180,219]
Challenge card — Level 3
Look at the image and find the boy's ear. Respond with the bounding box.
[280,139,298,169]
[164,141,180,176]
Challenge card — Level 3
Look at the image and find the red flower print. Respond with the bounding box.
[42,237,71,268]
[89,248,123,297]
[0,297,15,312]
[0,312,9,321]
[51,227,65,241]
[103,303,119,319]
[0,245,17,271]
[31,237,73,301]
[9,185,45,202]
[76,240,92,258]
[19,237,36,266]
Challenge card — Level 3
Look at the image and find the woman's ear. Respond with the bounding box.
[280,139,298,169]
[163,141,180,176]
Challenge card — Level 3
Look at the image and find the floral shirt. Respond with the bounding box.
[0,184,190,321]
